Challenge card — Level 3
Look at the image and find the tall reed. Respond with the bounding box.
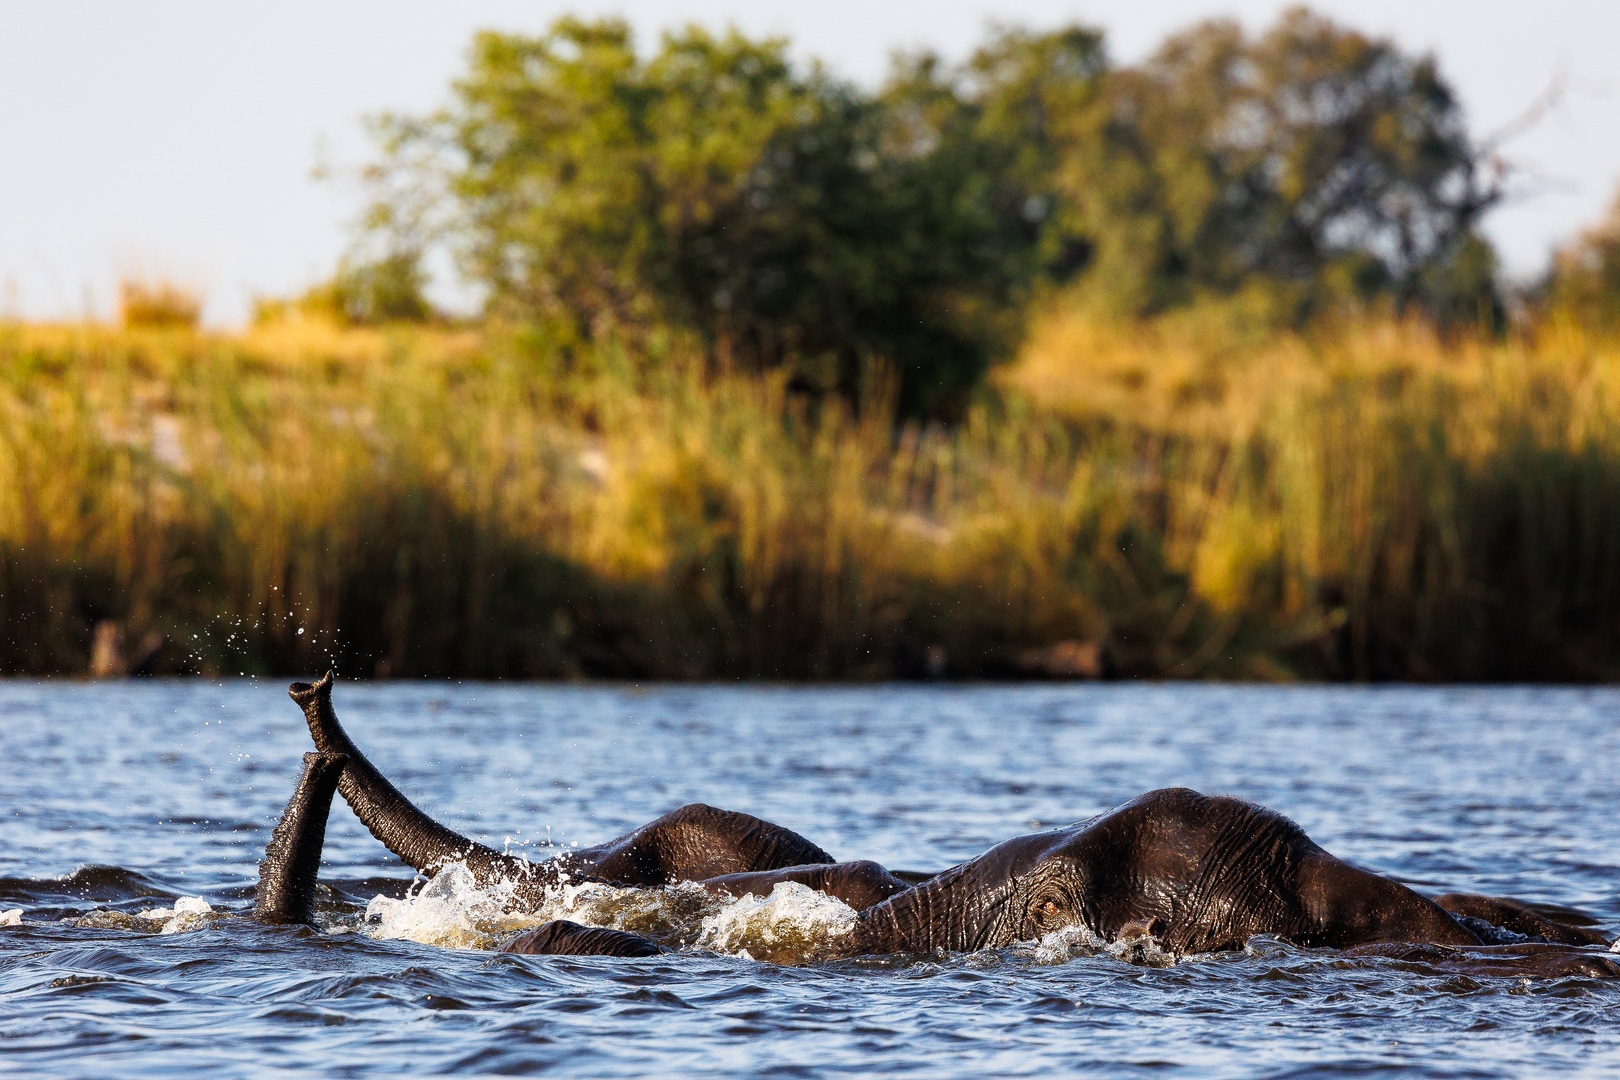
[1009,309,1620,678]
[4,310,1620,680]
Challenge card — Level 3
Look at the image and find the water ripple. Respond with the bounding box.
[3,681,1620,1076]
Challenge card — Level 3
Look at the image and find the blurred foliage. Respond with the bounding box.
[119,280,202,330]
[1053,10,1503,324]
[1542,187,1620,331]
[12,8,1620,683]
[254,251,433,327]
[10,312,1620,681]
[372,19,1026,416]
[356,8,1507,416]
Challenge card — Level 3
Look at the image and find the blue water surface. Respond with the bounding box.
[2,680,1619,1077]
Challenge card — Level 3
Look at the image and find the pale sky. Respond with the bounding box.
[2,0,1617,325]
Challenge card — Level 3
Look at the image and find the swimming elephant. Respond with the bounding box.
[276,673,1618,977]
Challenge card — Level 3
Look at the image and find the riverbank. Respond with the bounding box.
[5,312,1620,680]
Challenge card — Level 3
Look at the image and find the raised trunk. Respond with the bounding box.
[254,751,347,925]
[288,672,552,903]
[848,862,1003,954]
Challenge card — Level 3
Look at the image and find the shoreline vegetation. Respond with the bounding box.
[6,310,1620,682]
[8,8,1620,681]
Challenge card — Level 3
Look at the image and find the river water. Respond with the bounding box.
[3,680,1619,1076]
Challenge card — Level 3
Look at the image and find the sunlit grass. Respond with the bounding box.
[1008,308,1620,677]
[5,310,1620,680]
[118,279,203,330]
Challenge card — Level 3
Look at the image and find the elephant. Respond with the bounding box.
[263,673,1619,978]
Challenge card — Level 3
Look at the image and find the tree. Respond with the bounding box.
[879,26,1108,303]
[1055,7,1503,323]
[1543,186,1620,330]
[360,9,1513,412]
[374,17,1026,415]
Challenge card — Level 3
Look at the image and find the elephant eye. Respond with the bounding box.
[1042,900,1059,915]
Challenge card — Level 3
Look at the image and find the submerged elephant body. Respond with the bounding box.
[256,674,1617,978]
[847,787,1475,955]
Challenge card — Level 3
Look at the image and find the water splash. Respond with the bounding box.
[361,862,721,950]
[1106,931,1182,968]
[359,862,861,963]
[139,896,220,934]
[1016,922,1195,968]
[363,863,545,949]
[697,882,859,964]
[1022,923,1107,965]
[68,895,224,934]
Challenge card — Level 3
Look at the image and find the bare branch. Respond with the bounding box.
[1480,67,1568,153]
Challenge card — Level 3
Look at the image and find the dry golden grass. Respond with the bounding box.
[118,280,203,330]
[1006,307,1620,677]
[5,308,1620,679]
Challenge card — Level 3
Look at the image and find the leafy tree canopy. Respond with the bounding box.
[1055,9,1502,322]
[376,17,1029,414]
[362,8,1508,415]
[1544,186,1620,330]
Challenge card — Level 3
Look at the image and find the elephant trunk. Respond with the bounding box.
[288,672,552,902]
[849,862,995,954]
[845,832,1061,956]
[255,751,347,925]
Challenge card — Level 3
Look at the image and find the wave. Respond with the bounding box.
[361,861,862,964]
[66,896,228,934]
[0,865,179,906]
[0,862,1219,971]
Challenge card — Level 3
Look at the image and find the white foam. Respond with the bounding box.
[359,862,860,963]
[0,908,22,926]
[361,862,723,950]
[1025,923,1107,965]
[1015,922,1189,967]
[1106,932,1181,968]
[137,896,217,934]
[697,881,859,964]
[365,863,545,950]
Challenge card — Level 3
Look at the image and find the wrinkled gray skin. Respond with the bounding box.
[504,920,667,957]
[287,672,835,907]
[276,673,1618,977]
[253,751,348,925]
